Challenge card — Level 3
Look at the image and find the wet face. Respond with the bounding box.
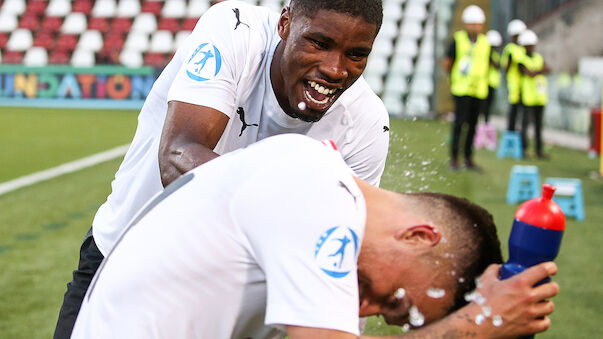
[357,251,455,327]
[272,8,377,122]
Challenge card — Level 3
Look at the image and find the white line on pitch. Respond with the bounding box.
[0,144,130,196]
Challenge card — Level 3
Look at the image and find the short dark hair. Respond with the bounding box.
[289,0,383,33]
[409,192,503,313]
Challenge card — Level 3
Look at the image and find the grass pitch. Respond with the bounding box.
[0,107,601,338]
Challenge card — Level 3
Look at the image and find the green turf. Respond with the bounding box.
[0,106,138,182]
[0,111,601,338]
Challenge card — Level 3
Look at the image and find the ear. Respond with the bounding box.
[278,7,291,40]
[394,224,441,247]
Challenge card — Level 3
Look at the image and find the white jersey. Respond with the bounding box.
[91,1,389,255]
[73,134,366,339]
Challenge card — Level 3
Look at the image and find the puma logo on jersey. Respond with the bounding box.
[383,126,390,132]
[237,107,258,136]
[233,8,249,30]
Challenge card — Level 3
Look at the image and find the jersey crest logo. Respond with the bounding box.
[186,43,222,82]
[315,226,359,278]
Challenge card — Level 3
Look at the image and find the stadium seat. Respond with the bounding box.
[384,74,409,95]
[173,30,190,50]
[149,30,174,53]
[0,50,2,63]
[111,17,132,33]
[382,93,404,116]
[124,31,150,52]
[103,32,125,50]
[144,52,167,67]
[404,2,428,22]
[415,57,434,76]
[41,16,63,32]
[186,0,209,18]
[181,17,198,31]
[2,50,23,64]
[131,13,157,33]
[77,30,103,51]
[409,75,434,96]
[18,13,39,30]
[0,32,8,49]
[46,0,71,17]
[61,13,88,34]
[0,13,18,32]
[371,37,394,57]
[395,39,418,58]
[6,28,33,51]
[119,49,143,68]
[260,0,282,12]
[93,0,117,17]
[2,0,25,16]
[383,2,402,21]
[23,46,48,66]
[49,49,70,64]
[405,95,431,116]
[33,32,55,49]
[88,17,109,32]
[55,34,78,52]
[162,0,186,18]
[365,55,389,77]
[378,20,398,40]
[72,0,92,15]
[419,39,434,56]
[116,0,141,18]
[389,56,414,76]
[400,21,423,39]
[71,48,95,67]
[364,74,384,94]
[141,0,163,15]
[158,17,180,32]
[25,0,47,16]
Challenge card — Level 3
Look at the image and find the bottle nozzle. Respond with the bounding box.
[542,184,556,201]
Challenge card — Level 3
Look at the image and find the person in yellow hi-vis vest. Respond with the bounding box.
[443,5,491,171]
[501,19,527,131]
[485,30,503,122]
[518,29,551,159]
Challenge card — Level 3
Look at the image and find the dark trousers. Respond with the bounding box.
[451,95,482,160]
[484,87,496,123]
[54,229,104,339]
[507,102,522,131]
[521,105,545,156]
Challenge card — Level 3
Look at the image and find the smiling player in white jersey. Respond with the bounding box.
[72,135,559,339]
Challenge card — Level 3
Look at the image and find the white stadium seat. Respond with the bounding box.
[119,49,144,68]
[395,39,418,58]
[400,20,423,39]
[384,74,409,95]
[77,30,104,52]
[410,75,434,96]
[382,93,404,116]
[186,0,209,18]
[7,29,33,51]
[389,56,414,76]
[23,47,48,66]
[378,20,398,40]
[363,74,384,94]
[46,0,72,17]
[260,0,283,13]
[419,39,434,56]
[132,13,158,33]
[383,2,403,21]
[405,3,428,22]
[173,30,191,51]
[162,0,187,18]
[405,95,430,116]
[364,55,389,77]
[150,30,174,53]
[2,0,26,16]
[0,13,18,32]
[92,0,117,18]
[116,0,141,18]
[415,57,434,76]
[61,13,88,34]
[124,31,150,52]
[71,49,96,67]
[371,37,394,57]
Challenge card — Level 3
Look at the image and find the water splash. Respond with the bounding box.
[481,306,492,317]
[402,324,411,332]
[458,277,465,283]
[394,287,406,300]
[492,315,503,327]
[297,101,306,110]
[426,288,446,299]
[475,314,485,325]
[409,306,425,327]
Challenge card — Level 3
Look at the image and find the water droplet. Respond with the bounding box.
[297,101,306,110]
[475,314,485,325]
[475,277,483,288]
[492,315,503,327]
[394,288,406,299]
[402,324,411,332]
[409,306,425,327]
[482,306,492,317]
[427,288,446,299]
[458,277,465,283]
[421,160,431,166]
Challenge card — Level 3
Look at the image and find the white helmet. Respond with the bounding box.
[486,30,502,47]
[462,5,486,24]
[518,29,538,46]
[507,19,526,36]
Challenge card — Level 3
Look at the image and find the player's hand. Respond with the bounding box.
[473,262,559,338]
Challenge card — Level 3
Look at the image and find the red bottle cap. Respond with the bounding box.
[515,184,566,231]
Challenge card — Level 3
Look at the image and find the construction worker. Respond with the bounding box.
[444,5,491,171]
[485,30,502,122]
[501,19,527,132]
[518,29,550,159]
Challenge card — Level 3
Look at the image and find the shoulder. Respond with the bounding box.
[337,77,389,128]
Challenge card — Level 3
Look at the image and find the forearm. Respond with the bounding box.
[159,143,220,187]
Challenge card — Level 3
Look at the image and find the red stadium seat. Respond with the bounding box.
[144,52,167,67]
[89,17,110,33]
[72,0,93,15]
[33,32,55,49]
[181,17,197,31]
[103,32,125,49]
[3,50,24,64]
[41,16,63,32]
[18,14,39,30]
[0,32,8,49]
[158,17,180,32]
[25,0,47,15]
[141,1,163,15]
[111,17,132,34]
[55,34,78,52]
[49,50,70,64]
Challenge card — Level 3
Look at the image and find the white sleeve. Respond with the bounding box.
[166,3,254,118]
[231,170,363,335]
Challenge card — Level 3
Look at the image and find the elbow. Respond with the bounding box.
[158,144,180,187]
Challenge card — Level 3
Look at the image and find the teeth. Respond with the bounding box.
[307,81,337,95]
[304,88,330,105]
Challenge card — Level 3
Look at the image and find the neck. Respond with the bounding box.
[467,31,478,41]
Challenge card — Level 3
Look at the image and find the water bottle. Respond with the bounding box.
[500,184,565,338]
